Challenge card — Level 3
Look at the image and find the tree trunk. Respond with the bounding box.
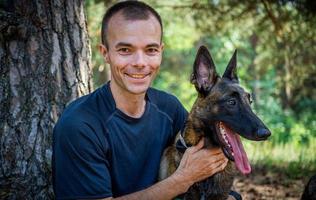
[282,45,293,109]
[0,0,93,199]
[248,33,260,109]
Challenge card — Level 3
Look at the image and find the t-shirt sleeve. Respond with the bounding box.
[53,116,112,199]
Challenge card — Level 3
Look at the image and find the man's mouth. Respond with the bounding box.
[125,73,150,79]
[215,121,251,175]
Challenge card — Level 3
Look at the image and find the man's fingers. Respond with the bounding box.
[209,147,224,154]
[199,148,226,161]
[193,158,228,182]
[196,137,204,147]
[211,157,228,173]
[186,137,204,154]
[221,158,229,170]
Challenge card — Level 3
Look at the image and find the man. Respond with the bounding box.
[53,1,237,199]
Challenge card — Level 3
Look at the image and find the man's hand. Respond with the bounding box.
[171,137,228,192]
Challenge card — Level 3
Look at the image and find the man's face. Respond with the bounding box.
[100,13,163,96]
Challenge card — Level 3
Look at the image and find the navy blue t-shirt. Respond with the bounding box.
[52,82,188,199]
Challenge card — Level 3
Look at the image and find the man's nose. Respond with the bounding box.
[133,51,146,68]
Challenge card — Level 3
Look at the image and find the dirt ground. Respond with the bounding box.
[233,166,311,200]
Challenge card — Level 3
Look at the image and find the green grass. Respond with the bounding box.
[244,138,316,178]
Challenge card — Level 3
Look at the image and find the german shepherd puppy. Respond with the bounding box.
[159,46,271,200]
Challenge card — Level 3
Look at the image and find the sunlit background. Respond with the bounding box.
[85,0,316,178]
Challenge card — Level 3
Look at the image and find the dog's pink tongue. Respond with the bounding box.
[225,125,251,175]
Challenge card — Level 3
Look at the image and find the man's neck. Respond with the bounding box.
[110,82,147,118]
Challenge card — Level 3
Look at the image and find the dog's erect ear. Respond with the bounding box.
[191,46,219,95]
[223,50,239,83]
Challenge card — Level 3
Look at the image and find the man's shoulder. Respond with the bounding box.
[63,84,113,119]
[147,87,181,105]
[54,96,100,137]
[61,91,99,120]
[55,85,113,133]
[147,87,187,117]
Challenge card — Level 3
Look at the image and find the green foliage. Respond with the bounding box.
[154,70,196,110]
[85,0,109,86]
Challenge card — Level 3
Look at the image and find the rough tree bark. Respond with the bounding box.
[0,0,93,199]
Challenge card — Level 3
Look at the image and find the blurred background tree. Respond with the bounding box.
[86,0,316,174]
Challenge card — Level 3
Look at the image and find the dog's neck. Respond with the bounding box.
[182,118,217,147]
[182,95,218,147]
[182,111,206,146]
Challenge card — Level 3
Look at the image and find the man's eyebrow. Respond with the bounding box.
[146,43,160,48]
[115,42,133,48]
[114,42,161,48]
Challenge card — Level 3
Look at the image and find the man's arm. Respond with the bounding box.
[102,138,228,200]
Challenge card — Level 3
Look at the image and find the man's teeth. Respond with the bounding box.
[129,74,146,79]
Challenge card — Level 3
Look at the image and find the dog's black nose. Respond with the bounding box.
[257,128,271,139]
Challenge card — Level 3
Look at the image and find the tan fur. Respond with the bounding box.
[159,132,183,180]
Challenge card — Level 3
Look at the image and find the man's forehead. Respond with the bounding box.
[107,13,162,46]
[108,11,161,32]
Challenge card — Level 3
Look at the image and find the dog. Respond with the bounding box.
[159,46,271,200]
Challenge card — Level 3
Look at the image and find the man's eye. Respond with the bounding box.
[118,48,131,54]
[147,48,158,54]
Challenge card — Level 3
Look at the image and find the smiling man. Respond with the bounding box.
[52,1,235,200]
[100,9,162,118]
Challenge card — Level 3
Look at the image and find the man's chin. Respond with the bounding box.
[126,85,150,95]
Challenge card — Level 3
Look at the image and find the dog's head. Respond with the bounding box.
[190,46,271,174]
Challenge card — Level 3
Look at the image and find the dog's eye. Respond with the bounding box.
[227,99,236,106]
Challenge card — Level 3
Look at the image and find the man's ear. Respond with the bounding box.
[160,43,164,52]
[191,45,219,96]
[98,44,109,63]
[223,50,238,83]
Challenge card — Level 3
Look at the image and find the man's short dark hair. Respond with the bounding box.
[101,1,163,48]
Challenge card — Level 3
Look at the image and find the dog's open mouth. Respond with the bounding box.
[215,121,251,175]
